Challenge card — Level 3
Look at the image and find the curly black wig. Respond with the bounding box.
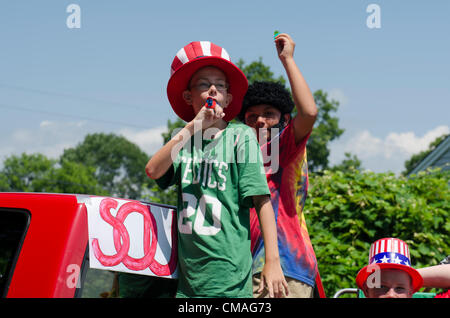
[238,81,294,122]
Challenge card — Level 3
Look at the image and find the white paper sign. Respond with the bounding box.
[83,196,178,278]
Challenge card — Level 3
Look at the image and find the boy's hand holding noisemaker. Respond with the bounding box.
[190,97,225,133]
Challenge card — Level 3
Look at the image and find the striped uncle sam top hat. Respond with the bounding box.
[356,238,423,293]
[166,41,248,122]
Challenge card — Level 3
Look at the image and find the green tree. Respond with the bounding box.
[308,90,345,172]
[60,133,153,199]
[403,133,449,175]
[161,118,186,144]
[330,152,362,173]
[0,153,105,195]
[305,168,450,297]
[0,153,54,192]
[48,160,108,195]
[236,57,286,86]
[144,119,184,206]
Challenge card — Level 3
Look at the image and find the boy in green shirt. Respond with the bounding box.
[146,41,287,298]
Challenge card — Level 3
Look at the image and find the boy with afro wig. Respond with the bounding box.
[239,33,319,298]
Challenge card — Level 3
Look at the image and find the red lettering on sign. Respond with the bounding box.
[149,208,178,276]
[91,198,177,276]
[92,199,130,267]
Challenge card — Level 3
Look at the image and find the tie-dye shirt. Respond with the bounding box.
[250,121,318,287]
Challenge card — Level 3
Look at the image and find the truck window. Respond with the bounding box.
[80,268,177,298]
[0,209,30,297]
[76,247,119,298]
[79,267,118,298]
[77,251,177,298]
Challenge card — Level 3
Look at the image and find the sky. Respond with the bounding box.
[1,0,449,174]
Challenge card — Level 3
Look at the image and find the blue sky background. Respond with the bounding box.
[1,0,449,173]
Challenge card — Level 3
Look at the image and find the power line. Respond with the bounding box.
[0,103,151,129]
[0,82,147,111]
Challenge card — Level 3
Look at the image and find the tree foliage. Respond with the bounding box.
[0,153,106,195]
[329,153,362,173]
[305,168,450,297]
[308,90,345,172]
[236,57,286,86]
[0,153,53,192]
[60,133,153,199]
[0,134,156,200]
[144,119,184,206]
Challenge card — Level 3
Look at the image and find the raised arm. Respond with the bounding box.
[275,33,318,144]
[417,264,450,289]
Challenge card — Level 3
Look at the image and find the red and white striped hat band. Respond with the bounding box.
[170,41,231,75]
[368,238,412,267]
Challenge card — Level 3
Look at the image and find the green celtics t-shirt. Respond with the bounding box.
[156,122,270,298]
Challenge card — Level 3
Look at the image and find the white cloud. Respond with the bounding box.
[329,125,449,174]
[0,121,168,166]
[39,120,53,128]
[384,126,449,157]
[328,88,349,107]
[12,129,33,143]
[0,120,90,162]
[118,126,166,155]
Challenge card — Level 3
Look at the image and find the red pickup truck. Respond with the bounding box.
[0,192,176,298]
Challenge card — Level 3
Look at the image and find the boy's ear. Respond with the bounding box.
[361,283,369,298]
[283,113,291,127]
[182,90,192,105]
[224,92,233,107]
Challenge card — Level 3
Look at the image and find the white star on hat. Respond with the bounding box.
[379,255,390,263]
[393,256,403,264]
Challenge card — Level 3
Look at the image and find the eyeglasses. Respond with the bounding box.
[190,80,229,92]
[244,111,279,125]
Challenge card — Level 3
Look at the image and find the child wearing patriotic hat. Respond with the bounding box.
[146,41,287,298]
[356,237,423,298]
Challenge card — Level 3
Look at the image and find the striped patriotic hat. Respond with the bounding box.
[166,41,248,122]
[356,238,423,293]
